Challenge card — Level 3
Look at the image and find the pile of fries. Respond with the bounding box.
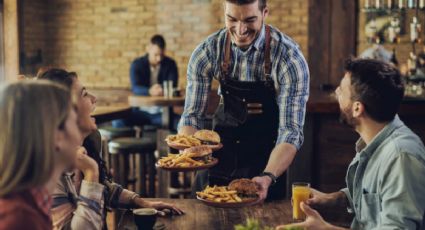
[196,185,243,203]
[157,153,207,168]
[165,134,201,147]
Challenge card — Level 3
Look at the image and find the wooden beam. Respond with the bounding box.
[3,0,19,82]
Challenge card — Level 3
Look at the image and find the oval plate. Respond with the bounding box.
[196,195,259,208]
[155,157,219,172]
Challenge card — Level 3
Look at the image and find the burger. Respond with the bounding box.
[182,146,213,163]
[194,130,221,146]
[228,178,259,198]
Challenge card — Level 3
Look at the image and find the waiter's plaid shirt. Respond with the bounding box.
[178,24,310,150]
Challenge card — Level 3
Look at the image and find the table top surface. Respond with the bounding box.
[121,198,293,230]
[128,95,185,107]
[91,105,132,124]
[91,105,131,117]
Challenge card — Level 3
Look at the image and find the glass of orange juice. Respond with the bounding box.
[292,182,311,221]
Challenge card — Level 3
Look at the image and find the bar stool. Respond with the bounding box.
[108,136,156,197]
[98,126,136,170]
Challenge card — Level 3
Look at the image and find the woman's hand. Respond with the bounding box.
[75,147,99,182]
[134,198,184,216]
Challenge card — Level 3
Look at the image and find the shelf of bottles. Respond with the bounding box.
[363,0,425,98]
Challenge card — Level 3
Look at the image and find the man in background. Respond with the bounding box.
[113,35,178,128]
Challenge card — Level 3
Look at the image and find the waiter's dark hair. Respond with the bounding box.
[225,0,267,11]
[344,58,404,122]
[150,34,166,50]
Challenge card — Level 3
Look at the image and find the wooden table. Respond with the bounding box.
[91,105,132,124]
[128,95,185,130]
[120,199,293,230]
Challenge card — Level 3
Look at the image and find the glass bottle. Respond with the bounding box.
[411,17,422,43]
[390,48,399,66]
[408,0,417,8]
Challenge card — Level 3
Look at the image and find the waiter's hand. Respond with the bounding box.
[149,84,163,96]
[252,176,272,202]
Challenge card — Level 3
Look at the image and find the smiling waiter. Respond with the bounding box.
[178,0,309,201]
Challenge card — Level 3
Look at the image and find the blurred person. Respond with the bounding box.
[38,68,183,230]
[113,34,179,128]
[0,81,81,230]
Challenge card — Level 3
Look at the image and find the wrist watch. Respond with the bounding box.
[259,172,277,185]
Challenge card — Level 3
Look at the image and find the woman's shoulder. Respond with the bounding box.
[0,195,51,230]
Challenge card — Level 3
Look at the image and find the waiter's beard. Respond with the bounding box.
[339,106,358,128]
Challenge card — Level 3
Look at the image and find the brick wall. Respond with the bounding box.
[21,0,309,89]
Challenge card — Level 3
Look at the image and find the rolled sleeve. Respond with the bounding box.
[178,43,213,130]
[275,47,309,150]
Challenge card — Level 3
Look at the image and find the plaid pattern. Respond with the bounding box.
[179,24,310,149]
[30,187,52,218]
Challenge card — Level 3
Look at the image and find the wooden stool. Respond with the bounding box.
[108,137,156,197]
[99,126,136,170]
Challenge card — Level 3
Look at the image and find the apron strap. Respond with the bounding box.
[221,25,273,82]
[221,32,232,80]
[264,25,272,80]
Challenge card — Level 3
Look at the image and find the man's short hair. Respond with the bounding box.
[150,35,166,50]
[344,58,404,122]
[225,0,267,11]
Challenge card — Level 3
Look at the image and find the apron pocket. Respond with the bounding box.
[223,94,247,124]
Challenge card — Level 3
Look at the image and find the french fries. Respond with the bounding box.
[165,134,201,147]
[196,185,243,203]
[157,153,205,168]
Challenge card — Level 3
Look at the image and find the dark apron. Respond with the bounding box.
[207,25,285,200]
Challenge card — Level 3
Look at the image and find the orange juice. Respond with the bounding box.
[292,183,311,220]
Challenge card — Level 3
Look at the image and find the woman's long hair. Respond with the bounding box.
[0,81,72,196]
[37,68,111,182]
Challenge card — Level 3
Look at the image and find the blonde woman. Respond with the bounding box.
[0,81,82,230]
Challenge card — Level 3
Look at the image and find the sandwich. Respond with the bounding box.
[228,178,259,199]
[193,130,221,146]
[182,146,213,163]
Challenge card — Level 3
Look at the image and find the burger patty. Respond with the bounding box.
[228,178,259,197]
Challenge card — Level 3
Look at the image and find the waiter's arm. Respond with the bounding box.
[264,142,297,178]
[253,45,310,200]
[178,43,213,133]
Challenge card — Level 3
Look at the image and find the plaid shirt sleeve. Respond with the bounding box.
[275,45,309,150]
[178,42,214,130]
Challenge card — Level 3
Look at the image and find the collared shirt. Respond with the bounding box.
[178,24,309,149]
[341,115,425,229]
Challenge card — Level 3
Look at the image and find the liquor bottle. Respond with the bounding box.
[399,0,406,8]
[420,0,425,8]
[408,0,417,8]
[410,17,422,43]
[408,52,418,76]
[376,0,383,8]
[390,48,399,66]
[387,0,396,8]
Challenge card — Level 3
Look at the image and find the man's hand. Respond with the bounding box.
[252,176,272,202]
[276,202,342,230]
[149,84,163,96]
[306,190,347,208]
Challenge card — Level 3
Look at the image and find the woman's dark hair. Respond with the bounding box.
[37,67,111,182]
[344,58,405,122]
